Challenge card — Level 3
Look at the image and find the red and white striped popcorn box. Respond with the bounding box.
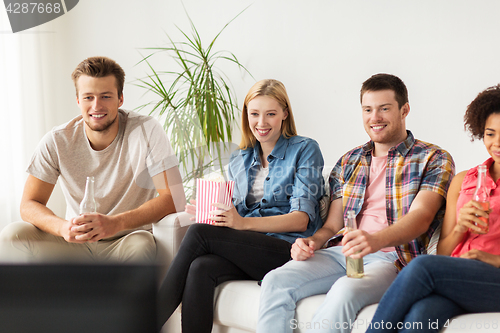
[196,179,235,224]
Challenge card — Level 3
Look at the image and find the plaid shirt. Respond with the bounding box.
[329,131,455,269]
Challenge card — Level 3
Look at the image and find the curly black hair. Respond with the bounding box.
[464,84,500,141]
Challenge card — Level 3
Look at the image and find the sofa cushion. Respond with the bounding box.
[213,281,260,331]
[210,278,500,333]
[212,281,331,333]
[212,280,381,333]
[441,312,500,332]
[293,294,327,332]
[351,304,378,333]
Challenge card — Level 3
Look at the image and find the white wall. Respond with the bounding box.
[1,0,499,222]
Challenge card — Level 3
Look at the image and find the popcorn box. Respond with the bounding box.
[196,178,235,224]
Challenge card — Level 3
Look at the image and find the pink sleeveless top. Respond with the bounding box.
[451,158,500,257]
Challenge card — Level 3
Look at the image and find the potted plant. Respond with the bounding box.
[136,10,252,198]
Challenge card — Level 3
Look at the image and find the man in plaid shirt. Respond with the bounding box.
[257,74,455,333]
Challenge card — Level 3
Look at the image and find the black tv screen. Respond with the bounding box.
[0,264,158,333]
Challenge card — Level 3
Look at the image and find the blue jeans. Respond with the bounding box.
[365,255,500,333]
[257,246,399,333]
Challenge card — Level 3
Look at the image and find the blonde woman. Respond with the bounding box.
[157,79,325,333]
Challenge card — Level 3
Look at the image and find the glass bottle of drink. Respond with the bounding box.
[473,165,489,233]
[79,176,97,214]
[345,210,364,278]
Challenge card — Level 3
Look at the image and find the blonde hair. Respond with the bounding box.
[239,79,297,149]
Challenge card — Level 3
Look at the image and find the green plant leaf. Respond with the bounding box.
[134,7,253,199]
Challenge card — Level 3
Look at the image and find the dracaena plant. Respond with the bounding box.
[136,8,252,199]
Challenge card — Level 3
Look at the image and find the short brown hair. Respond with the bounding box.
[239,79,297,150]
[360,73,408,109]
[71,56,125,97]
[464,84,500,141]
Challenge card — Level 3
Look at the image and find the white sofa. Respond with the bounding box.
[154,211,500,333]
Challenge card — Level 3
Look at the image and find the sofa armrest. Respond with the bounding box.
[153,212,193,277]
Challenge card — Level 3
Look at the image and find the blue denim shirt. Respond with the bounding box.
[228,135,325,244]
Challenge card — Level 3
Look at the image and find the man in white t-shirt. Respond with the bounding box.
[0,56,185,262]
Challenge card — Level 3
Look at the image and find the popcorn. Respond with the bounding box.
[204,173,226,183]
[196,178,235,224]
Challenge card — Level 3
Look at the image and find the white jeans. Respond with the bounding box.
[257,246,399,333]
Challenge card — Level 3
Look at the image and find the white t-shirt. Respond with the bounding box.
[27,109,178,238]
[246,166,269,205]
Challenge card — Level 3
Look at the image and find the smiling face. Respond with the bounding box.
[77,75,123,135]
[361,89,409,156]
[484,113,500,165]
[247,95,288,152]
